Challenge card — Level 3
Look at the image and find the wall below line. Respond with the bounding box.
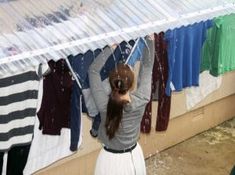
[35,70,235,175]
[35,94,235,175]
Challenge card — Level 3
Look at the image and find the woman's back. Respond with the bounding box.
[89,37,154,150]
[89,36,155,175]
[97,94,148,150]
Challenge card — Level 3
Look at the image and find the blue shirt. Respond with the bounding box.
[100,38,147,81]
[68,49,101,151]
[70,49,102,89]
[68,38,146,150]
[100,40,135,81]
[125,37,146,67]
[164,20,213,96]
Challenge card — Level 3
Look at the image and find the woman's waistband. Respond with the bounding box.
[103,143,137,154]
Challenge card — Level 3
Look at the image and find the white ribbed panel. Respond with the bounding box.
[0,0,235,70]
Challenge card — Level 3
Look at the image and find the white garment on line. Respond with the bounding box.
[23,76,82,175]
[185,71,222,110]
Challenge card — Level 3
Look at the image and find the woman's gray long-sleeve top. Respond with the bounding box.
[88,38,154,150]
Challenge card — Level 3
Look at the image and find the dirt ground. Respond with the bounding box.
[146,117,235,175]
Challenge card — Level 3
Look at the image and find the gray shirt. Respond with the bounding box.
[88,38,154,150]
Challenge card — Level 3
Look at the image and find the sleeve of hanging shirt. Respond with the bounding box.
[126,37,146,67]
[88,46,113,112]
[130,37,154,108]
[36,63,50,79]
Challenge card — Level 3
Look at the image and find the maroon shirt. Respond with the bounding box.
[37,59,73,135]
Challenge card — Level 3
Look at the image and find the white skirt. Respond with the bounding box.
[94,143,146,175]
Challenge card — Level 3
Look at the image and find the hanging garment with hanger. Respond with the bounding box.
[125,37,146,67]
[0,63,48,152]
[201,14,235,76]
[0,63,48,175]
[68,49,102,116]
[24,77,73,175]
[37,59,73,135]
[100,39,146,96]
[67,39,145,143]
[67,48,102,151]
[141,32,172,133]
[164,20,213,96]
[100,40,135,81]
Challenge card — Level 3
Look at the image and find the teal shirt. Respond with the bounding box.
[201,14,235,76]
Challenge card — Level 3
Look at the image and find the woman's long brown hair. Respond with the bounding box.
[105,64,134,139]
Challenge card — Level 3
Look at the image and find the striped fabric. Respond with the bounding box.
[0,65,46,151]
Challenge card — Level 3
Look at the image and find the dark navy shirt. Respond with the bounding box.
[67,49,101,151]
[68,39,147,150]
[100,40,135,81]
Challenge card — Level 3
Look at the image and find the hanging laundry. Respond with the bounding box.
[164,20,213,96]
[24,84,74,175]
[0,63,48,174]
[0,144,31,175]
[69,50,102,114]
[0,64,48,152]
[125,37,147,67]
[67,49,101,151]
[67,39,145,140]
[185,71,222,110]
[201,14,235,76]
[100,39,145,95]
[97,38,146,131]
[100,40,135,81]
[23,60,75,174]
[37,59,73,135]
[68,74,82,152]
[88,37,155,164]
[141,32,171,133]
[68,49,102,142]
[24,127,74,175]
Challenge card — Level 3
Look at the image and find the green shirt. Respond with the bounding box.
[201,14,235,76]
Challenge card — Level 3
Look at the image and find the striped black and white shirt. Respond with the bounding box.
[0,64,48,151]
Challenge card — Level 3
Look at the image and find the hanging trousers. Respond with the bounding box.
[141,32,172,133]
[0,144,31,175]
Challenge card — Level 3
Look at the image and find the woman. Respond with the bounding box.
[88,37,154,175]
